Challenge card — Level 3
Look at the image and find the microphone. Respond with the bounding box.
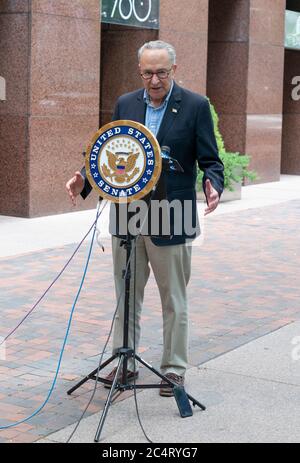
[161,146,184,173]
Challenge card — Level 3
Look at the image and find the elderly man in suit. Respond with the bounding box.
[66,40,224,396]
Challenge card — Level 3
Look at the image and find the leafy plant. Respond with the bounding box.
[197,100,257,191]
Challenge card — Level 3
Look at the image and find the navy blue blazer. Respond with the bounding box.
[81,82,224,246]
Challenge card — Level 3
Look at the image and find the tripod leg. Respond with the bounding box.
[67,354,118,395]
[134,354,206,411]
[67,367,100,395]
[185,392,206,411]
[94,356,124,443]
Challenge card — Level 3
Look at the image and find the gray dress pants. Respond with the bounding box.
[111,235,192,376]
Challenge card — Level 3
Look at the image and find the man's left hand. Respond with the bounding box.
[204,179,220,216]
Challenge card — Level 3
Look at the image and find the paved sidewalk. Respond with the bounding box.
[1,174,300,258]
[39,321,300,443]
[0,175,299,443]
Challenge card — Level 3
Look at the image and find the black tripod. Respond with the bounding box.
[67,233,206,442]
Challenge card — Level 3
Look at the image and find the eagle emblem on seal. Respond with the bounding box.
[101,150,140,184]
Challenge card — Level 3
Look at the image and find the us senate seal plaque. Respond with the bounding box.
[85,120,161,203]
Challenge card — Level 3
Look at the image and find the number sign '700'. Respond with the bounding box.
[101,0,159,29]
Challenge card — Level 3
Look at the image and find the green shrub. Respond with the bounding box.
[197,100,257,191]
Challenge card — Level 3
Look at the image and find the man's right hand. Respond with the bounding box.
[66,171,84,206]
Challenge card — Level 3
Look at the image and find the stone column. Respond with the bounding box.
[0,0,100,217]
[207,0,286,183]
[245,0,285,182]
[207,0,250,155]
[159,0,209,94]
[281,51,300,174]
[0,1,31,216]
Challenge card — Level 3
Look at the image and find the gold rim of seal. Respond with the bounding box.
[85,120,162,203]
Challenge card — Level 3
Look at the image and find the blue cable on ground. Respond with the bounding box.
[0,204,102,430]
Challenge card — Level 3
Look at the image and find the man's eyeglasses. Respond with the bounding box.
[140,69,173,80]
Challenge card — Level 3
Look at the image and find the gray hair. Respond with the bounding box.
[138,40,176,65]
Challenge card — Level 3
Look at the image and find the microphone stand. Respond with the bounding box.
[67,153,206,443]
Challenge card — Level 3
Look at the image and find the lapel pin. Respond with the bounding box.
[172,108,178,113]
